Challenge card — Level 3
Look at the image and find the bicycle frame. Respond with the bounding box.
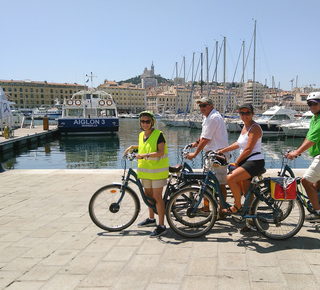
[186,167,277,220]
[114,151,198,214]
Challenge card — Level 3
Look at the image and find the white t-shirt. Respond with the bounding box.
[201,109,229,153]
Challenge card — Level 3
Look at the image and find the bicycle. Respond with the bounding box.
[166,151,305,240]
[88,145,219,238]
[273,152,320,230]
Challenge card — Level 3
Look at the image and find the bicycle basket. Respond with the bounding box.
[270,177,297,200]
[204,151,228,171]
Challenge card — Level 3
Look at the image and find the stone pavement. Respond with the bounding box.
[0,169,319,290]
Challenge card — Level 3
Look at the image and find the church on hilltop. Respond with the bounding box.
[140,62,161,88]
[140,62,161,78]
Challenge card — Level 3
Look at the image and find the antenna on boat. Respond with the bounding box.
[86,72,97,89]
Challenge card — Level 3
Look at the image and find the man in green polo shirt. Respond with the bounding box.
[287,92,320,220]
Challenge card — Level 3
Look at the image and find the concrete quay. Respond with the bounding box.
[0,125,59,155]
[0,168,319,289]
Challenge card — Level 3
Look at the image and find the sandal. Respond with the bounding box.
[222,205,242,214]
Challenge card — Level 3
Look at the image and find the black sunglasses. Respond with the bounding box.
[140,120,151,124]
[199,104,209,108]
[239,111,251,116]
[307,101,320,107]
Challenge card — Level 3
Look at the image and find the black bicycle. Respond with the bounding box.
[89,144,221,238]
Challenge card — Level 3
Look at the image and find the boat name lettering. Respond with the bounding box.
[73,119,104,125]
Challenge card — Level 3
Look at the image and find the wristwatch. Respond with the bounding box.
[147,153,149,158]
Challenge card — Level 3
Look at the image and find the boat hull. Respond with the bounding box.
[58,117,119,134]
[282,126,309,137]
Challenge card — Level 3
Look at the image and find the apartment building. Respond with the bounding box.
[243,79,264,108]
[0,79,87,108]
[98,81,146,113]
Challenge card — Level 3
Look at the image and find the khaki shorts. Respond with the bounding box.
[303,155,320,184]
[141,178,167,189]
[213,166,228,185]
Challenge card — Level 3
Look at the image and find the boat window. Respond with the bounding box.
[85,94,91,100]
[271,114,290,120]
[92,94,99,99]
[106,109,116,117]
[67,109,83,117]
[261,115,272,120]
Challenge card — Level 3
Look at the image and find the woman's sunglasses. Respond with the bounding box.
[239,111,251,116]
[307,101,320,107]
[140,120,151,124]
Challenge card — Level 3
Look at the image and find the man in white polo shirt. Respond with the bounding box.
[186,97,229,220]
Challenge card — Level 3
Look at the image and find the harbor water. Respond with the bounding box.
[1,118,313,170]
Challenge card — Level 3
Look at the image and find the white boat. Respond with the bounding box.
[225,116,243,132]
[58,88,119,135]
[281,111,313,137]
[254,105,298,136]
[32,106,62,120]
[189,113,203,129]
[0,85,24,130]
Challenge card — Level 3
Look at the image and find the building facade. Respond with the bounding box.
[0,79,87,108]
[243,79,264,108]
[98,81,146,114]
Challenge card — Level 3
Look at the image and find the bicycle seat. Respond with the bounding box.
[169,164,183,173]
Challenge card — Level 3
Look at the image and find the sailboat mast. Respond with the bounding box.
[206,46,209,93]
[223,36,226,114]
[200,52,203,97]
[242,40,245,102]
[215,41,218,109]
[253,20,257,105]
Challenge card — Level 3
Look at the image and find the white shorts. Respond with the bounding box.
[303,155,320,184]
[213,166,228,185]
[141,178,167,189]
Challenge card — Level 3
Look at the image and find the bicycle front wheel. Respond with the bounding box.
[166,187,218,238]
[252,197,304,240]
[89,184,140,232]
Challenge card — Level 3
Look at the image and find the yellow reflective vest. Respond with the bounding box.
[137,129,169,180]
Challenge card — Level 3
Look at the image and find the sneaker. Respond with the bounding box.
[150,225,167,238]
[305,212,320,221]
[137,218,156,227]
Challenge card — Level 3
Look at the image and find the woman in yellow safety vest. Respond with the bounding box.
[124,111,169,238]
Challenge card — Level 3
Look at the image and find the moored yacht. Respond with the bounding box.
[254,105,298,136]
[58,88,119,135]
[281,111,313,137]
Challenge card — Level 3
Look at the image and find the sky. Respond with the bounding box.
[1,0,320,91]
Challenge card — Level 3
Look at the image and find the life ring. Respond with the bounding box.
[67,99,73,106]
[6,94,10,101]
[106,100,113,106]
[75,99,82,106]
[99,100,105,106]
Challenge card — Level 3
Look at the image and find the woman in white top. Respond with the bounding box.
[218,103,265,214]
